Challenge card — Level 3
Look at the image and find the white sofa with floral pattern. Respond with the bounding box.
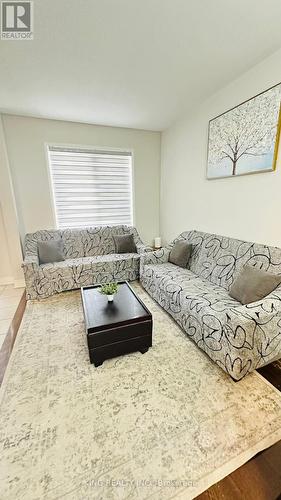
[140,230,281,380]
[23,225,151,300]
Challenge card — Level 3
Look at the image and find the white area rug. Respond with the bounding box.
[1,283,281,500]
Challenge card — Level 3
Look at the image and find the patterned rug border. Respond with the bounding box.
[254,370,281,396]
[1,289,281,499]
[165,366,281,498]
[187,427,281,498]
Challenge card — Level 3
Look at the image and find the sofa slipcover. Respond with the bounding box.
[23,225,151,300]
[140,230,281,380]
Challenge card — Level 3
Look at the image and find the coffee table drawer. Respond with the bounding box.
[87,320,152,349]
[89,334,152,366]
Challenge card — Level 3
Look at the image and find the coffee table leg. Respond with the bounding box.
[94,360,103,367]
[89,351,104,367]
[139,347,149,354]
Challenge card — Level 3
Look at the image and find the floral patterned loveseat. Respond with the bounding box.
[140,230,281,380]
[23,225,151,300]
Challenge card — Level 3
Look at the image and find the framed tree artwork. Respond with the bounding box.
[207,83,281,179]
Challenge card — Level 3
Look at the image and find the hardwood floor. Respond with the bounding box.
[259,360,281,392]
[0,290,26,385]
[0,294,280,499]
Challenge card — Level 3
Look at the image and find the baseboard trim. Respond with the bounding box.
[0,276,14,286]
[14,279,25,289]
[0,277,25,288]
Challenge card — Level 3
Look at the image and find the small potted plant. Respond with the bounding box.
[99,282,119,302]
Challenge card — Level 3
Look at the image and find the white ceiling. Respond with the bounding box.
[1,0,281,131]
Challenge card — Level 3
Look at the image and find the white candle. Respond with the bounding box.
[154,237,161,248]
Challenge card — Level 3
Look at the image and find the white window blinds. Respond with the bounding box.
[48,147,133,229]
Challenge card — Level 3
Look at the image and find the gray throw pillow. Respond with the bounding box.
[37,239,65,265]
[113,234,137,253]
[169,241,192,268]
[229,265,281,305]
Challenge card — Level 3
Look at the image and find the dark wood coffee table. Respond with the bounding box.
[81,281,153,366]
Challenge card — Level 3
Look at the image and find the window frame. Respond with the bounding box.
[45,142,135,230]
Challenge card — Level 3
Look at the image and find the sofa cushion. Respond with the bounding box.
[39,253,140,288]
[37,240,65,265]
[143,262,195,284]
[141,262,241,354]
[142,263,239,316]
[229,265,281,304]
[113,234,136,253]
[41,253,139,269]
[169,241,192,268]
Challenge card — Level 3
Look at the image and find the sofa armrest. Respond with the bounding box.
[140,247,170,266]
[22,254,40,270]
[231,286,281,319]
[225,287,281,364]
[21,255,41,299]
[135,243,154,254]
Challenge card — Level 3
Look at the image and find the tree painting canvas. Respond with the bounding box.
[207,84,281,179]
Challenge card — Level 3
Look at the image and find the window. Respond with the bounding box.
[48,146,133,229]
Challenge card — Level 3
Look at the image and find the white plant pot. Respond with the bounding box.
[107,294,114,302]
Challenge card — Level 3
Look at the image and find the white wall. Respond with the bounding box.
[0,207,13,284]
[2,115,161,246]
[0,117,24,286]
[161,47,281,247]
